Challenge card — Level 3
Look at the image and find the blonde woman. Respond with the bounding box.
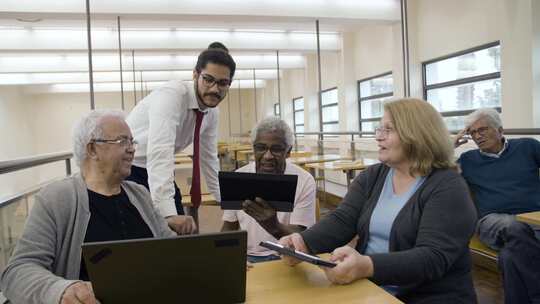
[280,99,477,303]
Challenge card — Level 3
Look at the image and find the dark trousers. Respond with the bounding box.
[126,165,184,215]
[498,221,540,304]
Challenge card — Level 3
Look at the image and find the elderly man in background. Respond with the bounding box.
[221,117,316,263]
[0,110,178,304]
[455,108,540,304]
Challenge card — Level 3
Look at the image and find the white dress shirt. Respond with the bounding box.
[127,80,220,217]
[222,160,316,256]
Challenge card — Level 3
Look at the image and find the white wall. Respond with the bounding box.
[0,86,37,198]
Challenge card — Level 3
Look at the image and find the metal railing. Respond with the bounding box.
[0,151,73,269]
[294,128,540,158]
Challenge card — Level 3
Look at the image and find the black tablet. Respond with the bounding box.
[259,241,337,268]
[219,171,297,212]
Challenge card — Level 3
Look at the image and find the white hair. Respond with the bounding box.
[72,109,126,166]
[251,116,294,147]
[465,108,502,129]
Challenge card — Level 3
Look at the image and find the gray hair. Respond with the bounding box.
[464,108,502,129]
[251,116,294,147]
[72,109,126,166]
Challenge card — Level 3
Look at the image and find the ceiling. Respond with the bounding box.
[0,0,401,92]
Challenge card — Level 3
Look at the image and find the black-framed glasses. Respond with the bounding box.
[200,73,231,89]
[468,126,490,138]
[91,137,138,149]
[253,143,288,156]
[374,127,394,138]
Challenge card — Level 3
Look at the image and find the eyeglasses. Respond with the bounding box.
[91,137,138,149]
[200,73,231,90]
[374,127,394,138]
[253,143,288,156]
[468,126,490,138]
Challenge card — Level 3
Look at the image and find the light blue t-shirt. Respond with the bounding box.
[365,168,425,255]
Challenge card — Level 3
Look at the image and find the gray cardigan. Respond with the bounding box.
[0,174,175,304]
[302,164,478,303]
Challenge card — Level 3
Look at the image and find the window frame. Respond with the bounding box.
[292,96,304,135]
[422,41,501,121]
[273,103,280,116]
[357,71,393,133]
[319,87,339,133]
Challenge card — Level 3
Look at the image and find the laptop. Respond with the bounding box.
[219,171,298,212]
[82,231,247,304]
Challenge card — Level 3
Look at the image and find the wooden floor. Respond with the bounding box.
[473,266,504,304]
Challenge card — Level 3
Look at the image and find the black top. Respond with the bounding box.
[79,188,153,281]
[301,164,478,304]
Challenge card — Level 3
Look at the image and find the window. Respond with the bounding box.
[320,87,339,133]
[423,42,501,131]
[358,72,393,133]
[274,103,280,116]
[292,97,304,134]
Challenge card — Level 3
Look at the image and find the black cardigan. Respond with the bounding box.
[301,164,478,303]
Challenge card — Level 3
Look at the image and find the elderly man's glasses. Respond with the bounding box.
[200,73,231,90]
[92,137,138,149]
[467,126,490,138]
[374,127,394,138]
[253,144,288,156]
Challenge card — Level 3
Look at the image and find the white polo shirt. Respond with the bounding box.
[222,159,316,256]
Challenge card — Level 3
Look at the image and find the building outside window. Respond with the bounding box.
[292,97,304,134]
[423,42,501,131]
[358,72,393,133]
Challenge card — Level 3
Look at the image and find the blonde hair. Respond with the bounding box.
[384,98,455,176]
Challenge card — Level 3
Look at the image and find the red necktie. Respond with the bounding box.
[190,110,204,208]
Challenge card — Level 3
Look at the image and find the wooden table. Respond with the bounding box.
[516,211,540,226]
[290,154,347,166]
[174,156,192,164]
[306,158,379,187]
[246,258,402,303]
[290,151,313,158]
[181,193,217,207]
[236,149,254,168]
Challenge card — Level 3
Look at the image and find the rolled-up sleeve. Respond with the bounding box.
[146,89,183,217]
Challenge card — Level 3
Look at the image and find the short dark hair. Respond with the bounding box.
[195,42,236,79]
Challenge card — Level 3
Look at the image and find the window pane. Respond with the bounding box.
[360,96,393,119]
[361,121,380,132]
[360,74,393,97]
[295,125,304,133]
[442,116,466,131]
[322,123,339,132]
[294,110,304,125]
[321,88,338,106]
[322,105,339,123]
[426,45,500,85]
[294,98,304,110]
[427,78,501,112]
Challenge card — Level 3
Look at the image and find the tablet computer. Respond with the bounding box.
[219,171,297,212]
[259,241,337,268]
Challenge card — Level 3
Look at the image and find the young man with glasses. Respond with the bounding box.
[126,42,236,234]
[221,117,316,263]
[455,108,540,304]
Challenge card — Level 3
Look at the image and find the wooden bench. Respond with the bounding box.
[469,234,499,273]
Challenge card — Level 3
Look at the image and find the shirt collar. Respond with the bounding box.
[479,137,508,158]
[188,85,209,114]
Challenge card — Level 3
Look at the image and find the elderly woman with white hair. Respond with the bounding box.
[0,110,177,304]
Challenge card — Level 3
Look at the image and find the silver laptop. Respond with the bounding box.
[82,231,247,304]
